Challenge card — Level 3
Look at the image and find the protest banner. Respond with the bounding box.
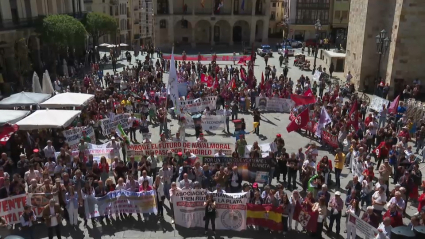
[246,204,283,231]
[55,142,113,163]
[27,192,57,218]
[347,212,379,239]
[203,157,271,183]
[172,189,248,231]
[369,95,390,113]
[83,190,157,219]
[184,113,226,131]
[128,141,234,159]
[292,202,319,232]
[0,194,27,224]
[99,113,131,135]
[244,143,272,158]
[178,96,217,114]
[321,130,339,148]
[178,82,188,97]
[255,97,294,113]
[62,126,96,150]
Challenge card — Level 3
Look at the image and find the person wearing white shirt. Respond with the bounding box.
[147,152,159,177]
[138,170,153,186]
[377,218,392,239]
[128,113,138,142]
[214,149,226,157]
[20,205,36,239]
[43,140,55,159]
[372,186,387,214]
[222,106,232,134]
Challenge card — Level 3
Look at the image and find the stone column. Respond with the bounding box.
[192,0,195,15]
[231,0,234,15]
[168,17,174,45]
[262,19,268,44]
[191,26,196,48]
[211,26,215,46]
[0,0,12,20]
[169,0,173,14]
[250,20,255,44]
[230,23,234,45]
[251,0,255,16]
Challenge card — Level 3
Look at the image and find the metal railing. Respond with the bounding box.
[294,19,329,25]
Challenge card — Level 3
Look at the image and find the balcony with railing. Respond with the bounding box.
[110,0,118,5]
[0,17,38,31]
[173,5,193,15]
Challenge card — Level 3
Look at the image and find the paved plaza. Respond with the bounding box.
[12,47,423,239]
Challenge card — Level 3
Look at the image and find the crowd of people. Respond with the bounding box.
[0,47,424,239]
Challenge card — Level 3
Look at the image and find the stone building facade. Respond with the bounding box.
[345,0,425,98]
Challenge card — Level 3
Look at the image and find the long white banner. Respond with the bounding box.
[172,189,248,231]
[255,97,294,113]
[184,113,226,131]
[179,97,217,113]
[99,113,131,135]
[55,142,113,163]
[62,126,96,150]
[347,212,379,239]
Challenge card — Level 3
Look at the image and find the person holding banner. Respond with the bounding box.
[204,194,217,236]
[169,182,181,224]
[20,205,36,239]
[153,176,165,218]
[312,196,327,239]
[65,186,79,227]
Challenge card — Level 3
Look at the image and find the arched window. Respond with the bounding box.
[160,20,166,29]
[157,0,169,14]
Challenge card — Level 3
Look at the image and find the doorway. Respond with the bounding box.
[233,26,242,42]
[214,26,220,42]
[336,59,344,72]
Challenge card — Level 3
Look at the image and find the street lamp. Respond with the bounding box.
[312,19,321,74]
[375,29,391,84]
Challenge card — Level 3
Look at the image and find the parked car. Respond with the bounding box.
[288,40,303,48]
[278,46,295,56]
[257,45,273,57]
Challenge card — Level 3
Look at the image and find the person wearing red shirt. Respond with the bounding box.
[362,165,375,179]
[418,181,425,213]
[374,141,389,169]
[383,203,403,227]
[364,113,373,127]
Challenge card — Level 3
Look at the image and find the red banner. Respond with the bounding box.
[292,203,319,233]
[0,124,18,146]
[162,54,251,62]
[321,130,339,148]
[291,94,317,106]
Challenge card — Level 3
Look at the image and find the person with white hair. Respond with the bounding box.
[289,190,303,231]
[377,217,392,239]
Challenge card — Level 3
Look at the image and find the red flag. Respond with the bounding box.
[212,75,219,89]
[232,78,236,89]
[348,100,359,130]
[291,94,316,106]
[0,124,19,146]
[260,72,265,90]
[207,75,213,87]
[238,56,247,65]
[287,108,310,133]
[292,202,319,232]
[388,94,400,114]
[304,88,313,96]
[240,69,246,81]
[201,73,207,84]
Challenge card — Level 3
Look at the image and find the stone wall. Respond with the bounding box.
[386,0,425,98]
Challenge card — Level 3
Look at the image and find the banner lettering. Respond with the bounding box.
[178,97,217,114]
[0,195,27,224]
[255,97,295,113]
[321,130,339,148]
[172,189,247,231]
[184,114,226,131]
[347,212,379,239]
[99,113,131,135]
[62,126,96,150]
[83,190,157,219]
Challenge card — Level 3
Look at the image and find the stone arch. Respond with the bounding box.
[194,20,212,45]
[213,19,231,44]
[174,19,193,45]
[233,20,250,43]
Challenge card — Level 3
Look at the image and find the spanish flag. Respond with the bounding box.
[246,204,283,231]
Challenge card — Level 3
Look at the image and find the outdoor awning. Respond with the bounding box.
[16,110,81,130]
[0,92,51,108]
[39,92,94,108]
[0,110,30,125]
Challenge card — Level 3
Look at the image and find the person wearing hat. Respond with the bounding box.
[327,191,344,235]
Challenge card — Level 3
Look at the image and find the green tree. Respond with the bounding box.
[84,12,118,48]
[38,14,87,75]
[14,38,32,87]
